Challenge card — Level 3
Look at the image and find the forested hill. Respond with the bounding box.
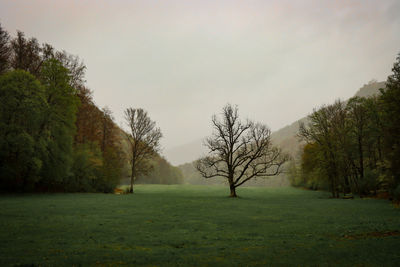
[270,81,386,159]
[167,81,386,167]
[354,81,386,98]
[178,81,386,186]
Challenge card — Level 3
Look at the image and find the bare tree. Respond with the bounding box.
[196,104,288,197]
[101,106,115,153]
[124,108,162,193]
[54,50,86,88]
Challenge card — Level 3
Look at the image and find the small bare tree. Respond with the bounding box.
[124,108,162,193]
[196,104,288,197]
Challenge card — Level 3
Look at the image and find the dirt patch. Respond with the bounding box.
[114,188,124,194]
[341,230,400,240]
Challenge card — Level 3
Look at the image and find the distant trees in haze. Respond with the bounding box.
[196,104,288,197]
[135,156,184,184]
[293,53,400,200]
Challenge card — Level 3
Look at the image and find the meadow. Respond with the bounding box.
[0,185,399,266]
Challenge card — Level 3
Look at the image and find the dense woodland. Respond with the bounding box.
[0,24,183,192]
[289,54,400,200]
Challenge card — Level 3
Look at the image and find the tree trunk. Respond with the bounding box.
[358,136,364,180]
[129,162,136,194]
[229,184,237,198]
[344,175,350,194]
[129,175,134,193]
[330,180,335,198]
[129,166,135,193]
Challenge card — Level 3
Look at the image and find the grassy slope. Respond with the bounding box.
[0,185,399,266]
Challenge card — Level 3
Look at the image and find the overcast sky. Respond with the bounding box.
[1,0,399,150]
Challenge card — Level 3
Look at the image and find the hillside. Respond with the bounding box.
[167,81,385,167]
[271,80,386,159]
[177,81,386,185]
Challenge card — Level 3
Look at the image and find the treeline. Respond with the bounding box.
[289,54,400,200]
[132,156,183,185]
[0,24,182,193]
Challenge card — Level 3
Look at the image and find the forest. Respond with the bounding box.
[0,24,183,193]
[288,55,400,201]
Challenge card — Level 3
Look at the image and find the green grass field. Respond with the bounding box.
[0,185,399,266]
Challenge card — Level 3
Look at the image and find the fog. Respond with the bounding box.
[1,0,399,154]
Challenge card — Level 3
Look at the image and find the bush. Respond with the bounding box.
[66,143,102,192]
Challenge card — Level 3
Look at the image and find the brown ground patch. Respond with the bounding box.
[341,230,400,240]
[374,191,391,200]
[114,188,124,194]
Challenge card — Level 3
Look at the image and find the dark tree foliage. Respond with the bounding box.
[296,53,400,199]
[8,29,86,86]
[73,87,125,192]
[0,70,47,191]
[10,31,43,77]
[0,23,11,74]
[136,156,184,185]
[0,26,127,192]
[298,99,385,197]
[196,104,287,197]
[74,86,102,145]
[381,53,400,192]
[37,59,79,190]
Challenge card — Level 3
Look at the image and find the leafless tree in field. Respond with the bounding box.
[124,108,162,193]
[196,104,288,197]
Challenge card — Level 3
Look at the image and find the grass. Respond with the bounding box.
[0,185,399,266]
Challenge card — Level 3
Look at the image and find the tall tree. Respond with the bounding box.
[0,23,11,75]
[54,51,86,88]
[74,86,102,145]
[299,101,347,197]
[124,108,162,193]
[38,59,79,189]
[346,97,368,181]
[196,104,287,197]
[363,96,384,168]
[0,70,47,191]
[10,31,42,77]
[380,52,400,189]
[100,107,115,153]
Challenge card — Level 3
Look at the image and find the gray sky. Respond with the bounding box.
[1,0,400,151]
